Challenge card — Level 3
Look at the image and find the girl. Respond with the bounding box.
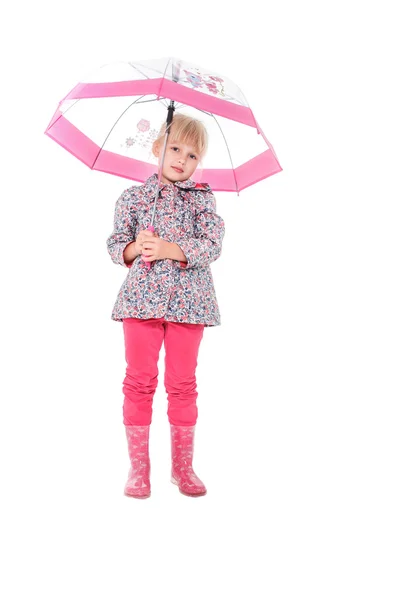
[106,113,225,498]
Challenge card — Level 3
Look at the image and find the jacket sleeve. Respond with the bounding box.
[175,190,225,269]
[106,189,136,268]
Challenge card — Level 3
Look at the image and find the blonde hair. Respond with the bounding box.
[153,112,208,158]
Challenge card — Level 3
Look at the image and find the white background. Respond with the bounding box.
[1,1,399,598]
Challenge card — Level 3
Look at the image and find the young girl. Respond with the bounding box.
[106,113,225,498]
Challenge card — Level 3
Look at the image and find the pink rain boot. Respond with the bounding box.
[170,425,207,497]
[124,425,151,499]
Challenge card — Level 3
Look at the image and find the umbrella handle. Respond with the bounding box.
[143,225,155,270]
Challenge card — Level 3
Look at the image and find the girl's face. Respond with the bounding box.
[153,139,200,184]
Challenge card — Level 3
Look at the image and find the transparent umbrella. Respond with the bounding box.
[45,56,283,267]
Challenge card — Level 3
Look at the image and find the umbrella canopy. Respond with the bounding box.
[45,57,282,193]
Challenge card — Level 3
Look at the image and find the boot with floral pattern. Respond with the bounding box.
[170,425,207,497]
[124,425,151,499]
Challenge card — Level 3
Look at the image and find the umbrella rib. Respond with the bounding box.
[91,95,160,170]
[212,114,239,195]
[127,63,151,80]
[129,60,171,81]
[127,63,177,100]
[57,98,80,119]
[193,108,239,195]
[158,57,172,98]
[135,96,169,108]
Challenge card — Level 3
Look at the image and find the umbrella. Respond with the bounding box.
[44,57,282,266]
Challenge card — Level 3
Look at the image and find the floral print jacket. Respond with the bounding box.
[106,173,225,326]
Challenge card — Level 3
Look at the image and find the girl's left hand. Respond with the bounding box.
[142,231,170,262]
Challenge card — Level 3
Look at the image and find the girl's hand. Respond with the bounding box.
[134,229,155,256]
[141,231,170,262]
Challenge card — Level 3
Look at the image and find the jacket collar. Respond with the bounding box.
[143,173,211,194]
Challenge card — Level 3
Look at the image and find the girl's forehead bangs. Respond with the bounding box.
[169,135,201,153]
[158,112,208,155]
[169,128,206,154]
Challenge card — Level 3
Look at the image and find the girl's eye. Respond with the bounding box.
[172,147,179,151]
[190,155,197,160]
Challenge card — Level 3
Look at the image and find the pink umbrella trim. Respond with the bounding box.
[64,78,257,128]
[45,111,282,192]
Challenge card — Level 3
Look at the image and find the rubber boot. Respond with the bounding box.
[170,425,207,497]
[124,425,151,499]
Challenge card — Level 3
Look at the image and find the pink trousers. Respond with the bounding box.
[122,318,205,426]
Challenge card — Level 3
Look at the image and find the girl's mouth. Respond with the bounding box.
[172,167,183,173]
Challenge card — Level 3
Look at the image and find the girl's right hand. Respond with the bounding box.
[134,228,156,255]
